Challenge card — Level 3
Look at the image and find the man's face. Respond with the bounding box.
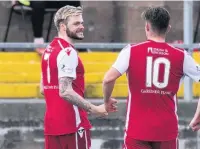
[66,14,84,40]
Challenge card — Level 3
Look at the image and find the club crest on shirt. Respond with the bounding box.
[78,128,85,138]
[65,47,74,56]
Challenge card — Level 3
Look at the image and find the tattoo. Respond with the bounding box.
[59,77,73,93]
[59,77,92,112]
[64,93,92,112]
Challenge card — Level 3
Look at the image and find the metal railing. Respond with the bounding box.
[0,42,200,51]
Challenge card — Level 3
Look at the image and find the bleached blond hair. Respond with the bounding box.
[54,5,83,31]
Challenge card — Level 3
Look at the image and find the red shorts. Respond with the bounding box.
[124,137,178,149]
[45,129,91,149]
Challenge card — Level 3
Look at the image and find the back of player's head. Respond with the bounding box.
[54,5,83,31]
[141,6,170,35]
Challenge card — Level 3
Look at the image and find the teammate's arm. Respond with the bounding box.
[183,51,200,130]
[103,45,130,106]
[103,68,121,103]
[189,99,200,131]
[183,51,200,82]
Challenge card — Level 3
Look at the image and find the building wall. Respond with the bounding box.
[0,1,198,44]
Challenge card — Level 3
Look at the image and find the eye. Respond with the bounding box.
[74,22,84,26]
[74,22,80,26]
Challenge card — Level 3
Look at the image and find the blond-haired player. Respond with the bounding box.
[40,5,117,149]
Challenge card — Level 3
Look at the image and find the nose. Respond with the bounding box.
[80,24,84,30]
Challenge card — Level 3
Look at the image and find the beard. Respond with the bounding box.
[66,27,84,40]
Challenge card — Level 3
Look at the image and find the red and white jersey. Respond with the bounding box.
[112,40,200,141]
[41,37,91,135]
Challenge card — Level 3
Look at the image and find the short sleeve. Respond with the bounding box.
[112,44,131,74]
[57,47,78,79]
[183,50,200,82]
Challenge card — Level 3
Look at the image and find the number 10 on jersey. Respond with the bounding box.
[146,56,170,89]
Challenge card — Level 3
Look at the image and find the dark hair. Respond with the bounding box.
[142,7,170,35]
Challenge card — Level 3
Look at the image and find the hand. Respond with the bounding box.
[90,104,108,117]
[105,98,118,113]
[189,117,200,131]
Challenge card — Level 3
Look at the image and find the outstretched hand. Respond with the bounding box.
[189,117,200,131]
[105,98,118,113]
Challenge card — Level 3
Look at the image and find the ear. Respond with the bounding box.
[166,25,171,33]
[146,22,150,31]
[60,22,67,31]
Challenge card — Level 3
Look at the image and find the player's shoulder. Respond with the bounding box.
[53,38,76,52]
[129,41,152,49]
[50,37,74,50]
[127,41,150,50]
[120,41,151,53]
[165,43,185,53]
[57,48,77,65]
[57,46,77,58]
[122,41,150,50]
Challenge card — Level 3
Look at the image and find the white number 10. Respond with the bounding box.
[146,57,170,89]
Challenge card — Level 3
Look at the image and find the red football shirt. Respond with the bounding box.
[41,37,91,135]
[112,40,200,141]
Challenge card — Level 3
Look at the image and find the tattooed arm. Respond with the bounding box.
[59,77,96,113]
[57,49,107,116]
